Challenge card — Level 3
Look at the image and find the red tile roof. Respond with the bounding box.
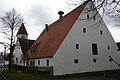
[17,23,28,35]
[24,0,90,59]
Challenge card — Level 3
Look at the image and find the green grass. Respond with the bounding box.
[2,70,53,80]
[1,69,120,80]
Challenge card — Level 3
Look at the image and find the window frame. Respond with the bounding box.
[100,30,103,35]
[92,43,98,55]
[16,57,18,63]
[83,28,86,33]
[74,59,78,64]
[93,59,97,63]
[38,60,40,65]
[108,46,110,50]
[93,15,96,20]
[76,44,79,49]
[87,14,89,19]
[47,59,49,66]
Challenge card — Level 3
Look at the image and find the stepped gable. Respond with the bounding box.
[25,0,90,59]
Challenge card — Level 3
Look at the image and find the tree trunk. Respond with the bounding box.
[8,46,12,72]
[8,28,13,72]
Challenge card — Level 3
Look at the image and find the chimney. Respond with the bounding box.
[45,24,48,32]
[58,11,64,19]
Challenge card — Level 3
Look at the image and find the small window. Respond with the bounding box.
[47,59,49,66]
[26,61,29,65]
[16,58,18,63]
[108,46,110,50]
[38,60,40,65]
[92,43,98,55]
[20,60,22,63]
[74,59,78,64]
[23,61,25,65]
[100,31,103,35]
[93,59,97,63]
[90,6,93,9]
[83,28,86,33]
[109,59,112,62]
[87,14,89,19]
[30,61,32,66]
[76,44,79,49]
[93,16,95,20]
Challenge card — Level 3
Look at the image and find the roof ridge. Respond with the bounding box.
[36,0,89,40]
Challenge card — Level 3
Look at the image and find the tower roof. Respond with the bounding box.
[17,23,28,35]
[24,0,90,59]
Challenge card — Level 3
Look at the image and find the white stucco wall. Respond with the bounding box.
[53,1,120,76]
[13,43,23,65]
[28,58,53,67]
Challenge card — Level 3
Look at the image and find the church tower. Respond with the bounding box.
[17,23,28,39]
[13,23,29,65]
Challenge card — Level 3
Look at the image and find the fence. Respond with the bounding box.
[13,65,53,75]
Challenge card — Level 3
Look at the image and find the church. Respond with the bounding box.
[13,23,35,66]
[13,0,120,76]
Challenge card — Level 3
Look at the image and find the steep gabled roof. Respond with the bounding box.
[24,0,90,59]
[17,23,28,35]
[19,39,35,55]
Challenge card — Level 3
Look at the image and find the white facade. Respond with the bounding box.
[23,58,53,68]
[53,1,120,75]
[20,1,120,76]
[30,58,53,67]
[13,26,28,65]
[13,42,23,65]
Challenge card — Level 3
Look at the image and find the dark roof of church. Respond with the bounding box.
[17,23,28,35]
[19,39,35,55]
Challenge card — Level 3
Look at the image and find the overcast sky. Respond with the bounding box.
[0,0,120,52]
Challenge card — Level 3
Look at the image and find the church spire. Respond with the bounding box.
[17,23,28,39]
[17,23,28,35]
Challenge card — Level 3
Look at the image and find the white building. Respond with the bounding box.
[13,23,34,65]
[23,0,120,76]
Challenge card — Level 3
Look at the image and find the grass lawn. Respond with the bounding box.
[1,69,120,80]
[2,70,54,80]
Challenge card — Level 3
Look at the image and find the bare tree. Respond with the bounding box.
[66,0,120,14]
[66,0,120,27]
[0,8,24,72]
